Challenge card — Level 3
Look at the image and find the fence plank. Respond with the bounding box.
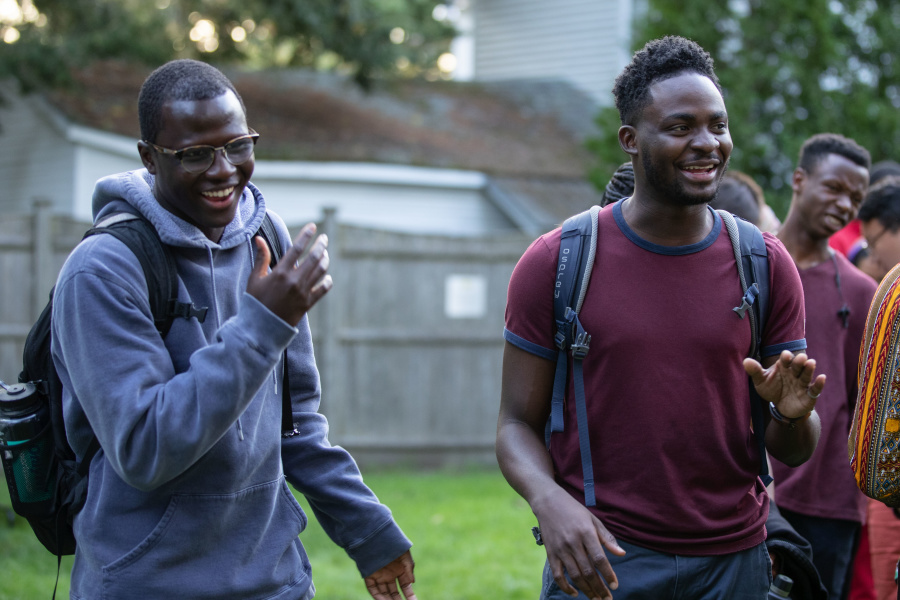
[0,207,535,467]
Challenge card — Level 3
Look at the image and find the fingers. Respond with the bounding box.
[365,578,415,600]
[280,226,330,290]
[286,223,318,261]
[587,520,622,595]
[550,539,617,600]
[397,553,416,587]
[282,224,320,268]
[808,373,826,397]
[743,357,764,382]
[548,556,581,598]
[250,236,272,279]
[363,553,416,600]
[278,226,332,307]
[787,351,812,378]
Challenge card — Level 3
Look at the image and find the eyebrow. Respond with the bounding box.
[663,111,728,123]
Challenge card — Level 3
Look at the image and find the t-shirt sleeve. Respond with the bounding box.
[503,232,559,361]
[760,233,807,357]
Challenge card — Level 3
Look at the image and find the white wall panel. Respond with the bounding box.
[471,0,633,105]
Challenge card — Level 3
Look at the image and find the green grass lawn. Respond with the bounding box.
[0,467,545,600]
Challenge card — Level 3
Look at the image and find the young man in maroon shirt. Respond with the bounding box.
[774,133,875,600]
[497,36,824,600]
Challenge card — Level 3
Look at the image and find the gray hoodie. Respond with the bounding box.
[51,169,411,599]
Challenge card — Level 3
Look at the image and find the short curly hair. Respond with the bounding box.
[138,59,245,143]
[612,36,720,126]
[600,162,635,207]
[858,175,900,231]
[797,133,871,175]
[711,171,763,226]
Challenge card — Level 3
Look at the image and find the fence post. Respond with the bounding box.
[317,207,340,424]
[32,199,54,320]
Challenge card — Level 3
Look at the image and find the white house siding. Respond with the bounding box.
[254,163,519,236]
[71,128,144,220]
[1,117,519,236]
[0,86,77,215]
[471,0,633,106]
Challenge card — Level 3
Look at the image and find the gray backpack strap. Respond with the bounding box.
[719,210,760,359]
[550,205,600,506]
[717,209,773,487]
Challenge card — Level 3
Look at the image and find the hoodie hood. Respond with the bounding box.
[91,169,266,250]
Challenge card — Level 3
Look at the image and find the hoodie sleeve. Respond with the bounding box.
[279,324,412,577]
[51,234,297,491]
[269,210,411,577]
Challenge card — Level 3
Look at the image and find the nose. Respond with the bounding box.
[205,147,236,177]
[690,130,720,152]
[835,193,854,215]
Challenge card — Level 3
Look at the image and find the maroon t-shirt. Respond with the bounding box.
[770,252,876,522]
[504,202,807,556]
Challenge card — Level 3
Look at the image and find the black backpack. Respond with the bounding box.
[548,206,772,507]
[4,212,286,564]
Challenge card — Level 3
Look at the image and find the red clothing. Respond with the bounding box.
[868,500,900,600]
[850,525,877,600]
[504,202,807,556]
[770,253,876,522]
[830,220,863,257]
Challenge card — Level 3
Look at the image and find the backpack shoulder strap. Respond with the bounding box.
[550,206,600,434]
[739,218,770,346]
[554,206,601,322]
[84,214,198,337]
[718,210,770,359]
[550,205,600,506]
[248,213,296,436]
[717,210,773,487]
[255,212,283,268]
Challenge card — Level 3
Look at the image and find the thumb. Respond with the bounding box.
[251,236,271,280]
[743,357,765,384]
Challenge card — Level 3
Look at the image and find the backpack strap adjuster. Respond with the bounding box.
[733,283,760,319]
[570,319,591,360]
[168,300,208,323]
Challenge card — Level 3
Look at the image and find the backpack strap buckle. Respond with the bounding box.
[571,330,591,360]
[168,300,208,323]
[733,283,759,319]
[567,309,590,360]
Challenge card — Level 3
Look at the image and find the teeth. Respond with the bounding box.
[684,165,714,171]
[205,187,234,198]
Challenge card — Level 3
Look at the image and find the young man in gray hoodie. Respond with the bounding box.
[50,59,416,600]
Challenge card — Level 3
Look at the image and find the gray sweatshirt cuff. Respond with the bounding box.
[348,519,413,578]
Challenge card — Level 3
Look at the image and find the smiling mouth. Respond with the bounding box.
[203,186,235,200]
[824,214,845,229]
[680,164,717,181]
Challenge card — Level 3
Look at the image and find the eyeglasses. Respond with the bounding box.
[147,130,259,174]
[864,225,890,253]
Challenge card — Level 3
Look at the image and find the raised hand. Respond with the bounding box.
[245,223,332,326]
[743,350,825,419]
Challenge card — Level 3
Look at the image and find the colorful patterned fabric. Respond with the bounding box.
[849,263,900,508]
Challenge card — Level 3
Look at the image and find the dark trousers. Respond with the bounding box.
[778,507,861,600]
[540,539,770,599]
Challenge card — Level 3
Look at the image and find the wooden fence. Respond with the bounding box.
[0,202,535,467]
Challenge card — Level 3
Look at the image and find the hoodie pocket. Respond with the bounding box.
[101,478,310,600]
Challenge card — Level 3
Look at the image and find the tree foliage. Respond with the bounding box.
[588,0,900,216]
[0,0,454,93]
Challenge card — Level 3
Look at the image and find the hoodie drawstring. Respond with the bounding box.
[207,245,246,442]
[246,234,280,397]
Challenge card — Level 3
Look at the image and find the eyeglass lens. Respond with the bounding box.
[180,137,256,173]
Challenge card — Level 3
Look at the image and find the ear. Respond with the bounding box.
[138,141,157,174]
[618,125,639,157]
[791,167,806,195]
